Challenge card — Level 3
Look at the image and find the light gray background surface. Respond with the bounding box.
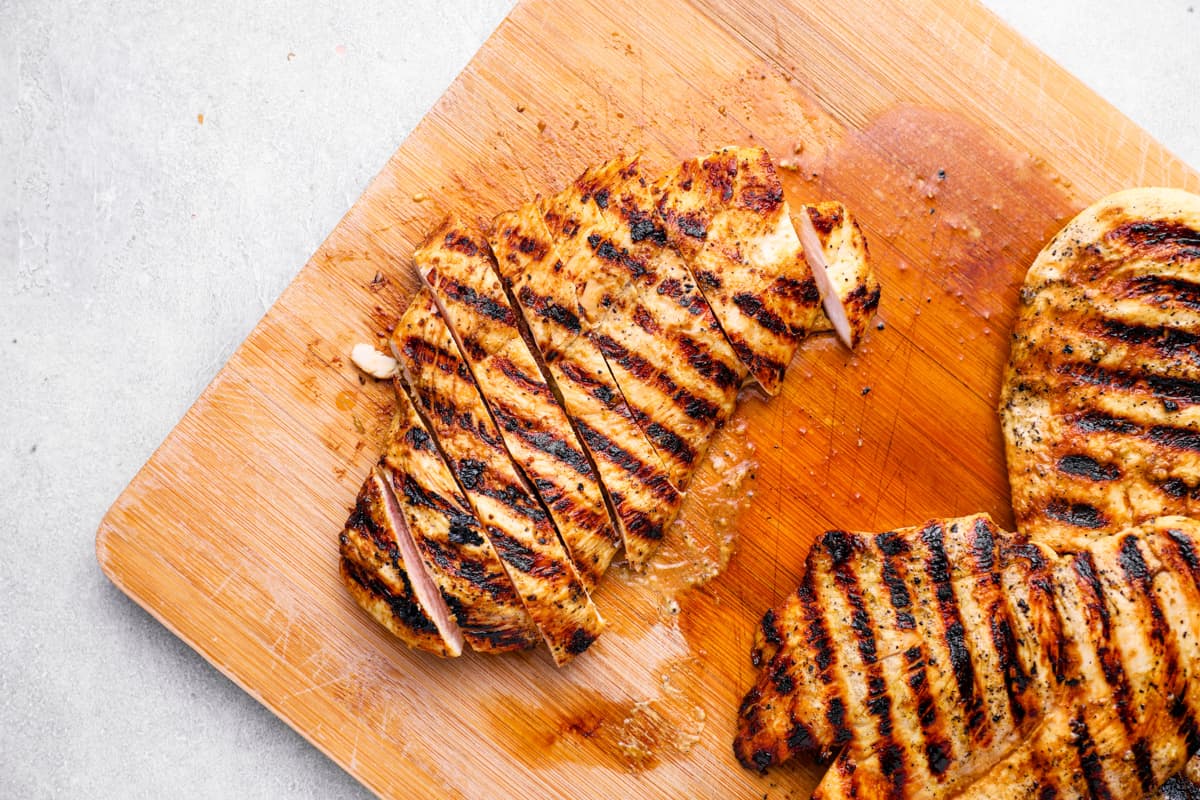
[3,1,1197,797]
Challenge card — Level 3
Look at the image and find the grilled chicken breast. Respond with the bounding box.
[490,200,683,569]
[339,466,463,657]
[654,146,821,394]
[802,202,882,348]
[736,513,1200,799]
[391,287,604,665]
[415,216,620,590]
[1001,188,1200,553]
[539,156,746,489]
[379,387,540,653]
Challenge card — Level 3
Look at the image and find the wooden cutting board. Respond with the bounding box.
[95,0,1200,797]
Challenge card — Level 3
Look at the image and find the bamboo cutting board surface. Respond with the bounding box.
[96,0,1200,797]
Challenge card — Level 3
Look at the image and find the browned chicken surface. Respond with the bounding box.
[490,200,684,569]
[654,146,821,395]
[539,155,746,490]
[391,287,604,665]
[379,387,540,654]
[416,216,621,590]
[1001,188,1200,553]
[736,513,1200,799]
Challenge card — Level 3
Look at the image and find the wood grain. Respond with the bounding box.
[96,0,1200,797]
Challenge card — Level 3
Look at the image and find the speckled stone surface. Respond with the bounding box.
[2,1,1196,797]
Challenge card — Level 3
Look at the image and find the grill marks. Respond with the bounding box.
[1001,188,1200,555]
[490,200,682,569]
[377,391,538,653]
[737,514,1200,799]
[416,217,619,591]
[391,287,602,666]
[654,146,820,395]
[537,155,745,490]
[339,470,456,656]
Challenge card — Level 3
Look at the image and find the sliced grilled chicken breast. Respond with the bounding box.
[490,201,683,569]
[415,215,620,590]
[654,146,821,394]
[391,288,604,665]
[379,387,540,653]
[539,155,746,489]
[735,514,1200,799]
[339,467,462,657]
[1001,188,1200,554]
[801,202,881,348]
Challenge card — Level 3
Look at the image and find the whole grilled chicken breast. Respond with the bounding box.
[1001,188,1200,553]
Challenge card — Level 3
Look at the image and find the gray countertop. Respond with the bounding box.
[3,1,1197,797]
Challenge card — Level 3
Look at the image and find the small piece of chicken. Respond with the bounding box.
[654,146,821,394]
[379,388,540,654]
[1001,188,1200,553]
[339,467,463,657]
[801,202,881,348]
[539,155,746,489]
[415,215,620,590]
[736,513,1200,799]
[490,201,683,569]
[392,288,603,665]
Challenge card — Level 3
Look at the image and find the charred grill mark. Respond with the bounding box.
[442,229,481,257]
[676,334,741,391]
[1107,219,1200,260]
[798,574,835,676]
[733,292,790,336]
[492,356,553,401]
[921,522,988,739]
[403,426,433,452]
[395,474,486,547]
[341,554,439,634]
[572,419,678,505]
[419,537,516,607]
[695,268,722,290]
[1131,740,1156,795]
[631,304,659,335]
[1069,714,1113,800]
[1095,317,1200,356]
[1045,499,1107,529]
[806,204,842,236]
[1057,360,1200,405]
[516,284,582,334]
[1167,528,1200,595]
[1159,774,1200,800]
[586,232,647,279]
[972,517,997,578]
[487,528,563,579]
[1162,477,1191,498]
[730,339,786,386]
[1071,410,1200,453]
[1125,275,1200,311]
[1149,424,1200,452]
[874,532,916,630]
[566,627,597,655]
[488,403,593,478]
[1057,454,1121,482]
[436,276,515,325]
[592,331,722,426]
[1073,411,1139,435]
